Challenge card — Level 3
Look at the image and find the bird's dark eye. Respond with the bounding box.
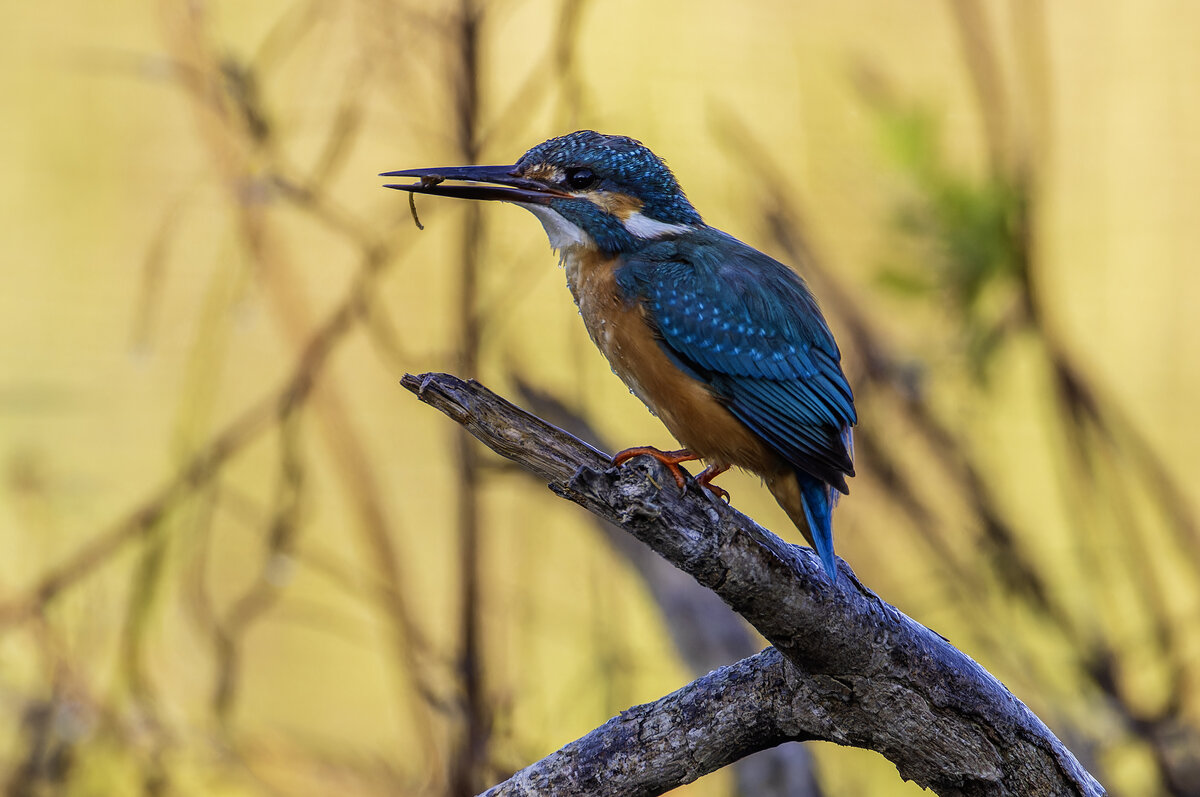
[565,167,597,190]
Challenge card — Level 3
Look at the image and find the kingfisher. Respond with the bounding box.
[382,131,856,580]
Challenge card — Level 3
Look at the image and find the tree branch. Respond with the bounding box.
[482,648,807,797]
[401,372,1105,797]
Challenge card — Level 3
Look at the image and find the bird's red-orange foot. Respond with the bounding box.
[696,464,731,502]
[612,446,698,491]
[611,447,731,501]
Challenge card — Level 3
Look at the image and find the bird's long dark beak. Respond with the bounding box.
[380,164,569,205]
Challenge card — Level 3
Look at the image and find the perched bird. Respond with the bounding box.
[383,131,856,579]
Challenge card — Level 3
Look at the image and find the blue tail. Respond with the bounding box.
[798,475,838,581]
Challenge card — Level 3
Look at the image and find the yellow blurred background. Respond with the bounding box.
[1,1,1197,795]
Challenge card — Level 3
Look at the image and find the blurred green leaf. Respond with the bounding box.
[874,104,1030,380]
[875,264,936,297]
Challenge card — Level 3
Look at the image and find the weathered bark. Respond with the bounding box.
[482,648,807,797]
[401,372,1105,797]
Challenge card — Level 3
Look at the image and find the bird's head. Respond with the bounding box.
[382,131,703,255]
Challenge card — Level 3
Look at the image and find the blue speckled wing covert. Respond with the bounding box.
[616,228,856,492]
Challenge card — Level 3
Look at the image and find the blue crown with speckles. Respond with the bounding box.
[517,131,703,226]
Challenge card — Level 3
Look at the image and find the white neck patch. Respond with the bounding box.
[623,211,693,240]
[521,204,593,253]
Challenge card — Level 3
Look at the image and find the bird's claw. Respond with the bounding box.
[697,465,731,502]
[611,447,732,502]
[612,446,697,493]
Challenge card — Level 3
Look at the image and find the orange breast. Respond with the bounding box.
[564,249,785,477]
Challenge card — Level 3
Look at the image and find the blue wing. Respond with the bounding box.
[617,228,856,493]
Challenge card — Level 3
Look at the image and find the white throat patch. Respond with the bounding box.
[521,204,592,253]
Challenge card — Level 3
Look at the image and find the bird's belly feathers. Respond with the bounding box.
[564,250,783,475]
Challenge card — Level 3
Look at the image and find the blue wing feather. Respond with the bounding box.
[617,228,856,492]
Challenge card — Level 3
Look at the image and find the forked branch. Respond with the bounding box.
[401,372,1104,797]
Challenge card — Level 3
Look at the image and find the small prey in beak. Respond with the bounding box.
[380,164,571,205]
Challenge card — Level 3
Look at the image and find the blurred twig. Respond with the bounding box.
[945,8,1200,790]
[0,249,386,626]
[211,406,307,725]
[448,2,490,794]
[158,1,446,775]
